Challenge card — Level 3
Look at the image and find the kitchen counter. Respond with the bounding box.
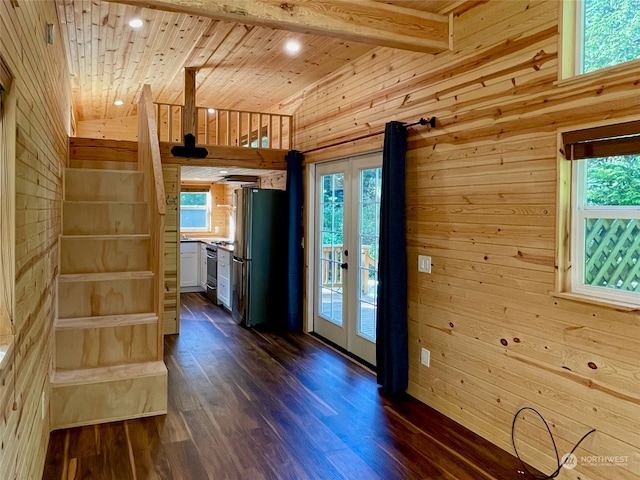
[180,237,229,244]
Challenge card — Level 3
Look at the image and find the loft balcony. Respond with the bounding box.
[155,103,292,150]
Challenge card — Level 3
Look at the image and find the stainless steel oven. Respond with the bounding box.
[205,244,217,303]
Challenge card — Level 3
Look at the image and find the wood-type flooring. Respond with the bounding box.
[43,293,531,479]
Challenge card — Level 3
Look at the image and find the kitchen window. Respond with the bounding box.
[180,188,211,231]
[562,0,640,78]
[558,119,640,306]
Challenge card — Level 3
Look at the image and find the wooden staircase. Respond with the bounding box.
[50,138,168,429]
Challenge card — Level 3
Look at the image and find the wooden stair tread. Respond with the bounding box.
[55,313,158,330]
[65,167,143,174]
[52,361,167,387]
[58,271,154,282]
[60,234,150,240]
[64,200,146,205]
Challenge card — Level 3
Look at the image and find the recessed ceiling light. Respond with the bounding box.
[208,108,216,114]
[285,40,301,54]
[219,170,228,174]
[114,99,124,106]
[129,18,143,28]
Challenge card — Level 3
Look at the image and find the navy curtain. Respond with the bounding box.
[286,150,304,330]
[376,121,408,394]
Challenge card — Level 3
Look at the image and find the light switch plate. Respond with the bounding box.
[418,255,431,273]
[421,348,431,367]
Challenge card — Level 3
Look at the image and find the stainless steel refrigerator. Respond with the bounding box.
[232,187,287,327]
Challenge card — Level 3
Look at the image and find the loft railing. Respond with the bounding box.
[138,85,166,358]
[154,103,292,150]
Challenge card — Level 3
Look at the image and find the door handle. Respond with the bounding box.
[340,262,348,270]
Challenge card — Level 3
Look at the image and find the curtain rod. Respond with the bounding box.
[404,117,437,128]
[300,116,436,155]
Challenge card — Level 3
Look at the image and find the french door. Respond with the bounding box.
[314,152,382,366]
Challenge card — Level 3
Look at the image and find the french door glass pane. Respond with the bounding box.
[358,167,381,340]
[319,173,344,326]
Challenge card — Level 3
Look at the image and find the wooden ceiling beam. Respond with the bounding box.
[115,0,450,53]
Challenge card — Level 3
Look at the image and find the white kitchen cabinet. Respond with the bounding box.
[180,242,199,288]
[217,247,232,309]
[199,243,207,289]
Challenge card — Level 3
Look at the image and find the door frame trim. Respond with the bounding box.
[304,161,316,333]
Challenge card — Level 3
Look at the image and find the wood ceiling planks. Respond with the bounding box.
[115,0,450,52]
[55,0,467,122]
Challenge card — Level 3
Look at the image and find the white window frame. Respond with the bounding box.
[571,158,640,304]
[574,0,586,75]
[180,190,211,232]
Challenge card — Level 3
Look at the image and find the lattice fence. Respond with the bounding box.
[585,218,640,291]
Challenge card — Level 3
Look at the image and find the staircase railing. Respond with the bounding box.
[138,84,166,359]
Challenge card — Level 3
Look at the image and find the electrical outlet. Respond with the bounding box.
[418,255,432,273]
[421,348,431,367]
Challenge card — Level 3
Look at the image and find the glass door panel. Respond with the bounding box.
[319,172,344,326]
[357,167,381,341]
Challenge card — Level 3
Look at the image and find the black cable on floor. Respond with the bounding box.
[511,406,596,479]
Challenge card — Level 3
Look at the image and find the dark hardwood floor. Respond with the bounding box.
[43,293,528,479]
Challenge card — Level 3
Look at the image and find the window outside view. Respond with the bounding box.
[583,155,640,294]
[582,0,640,73]
[180,192,210,230]
[575,1,640,299]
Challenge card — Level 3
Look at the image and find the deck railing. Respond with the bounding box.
[321,245,377,295]
[154,103,292,150]
[585,218,640,291]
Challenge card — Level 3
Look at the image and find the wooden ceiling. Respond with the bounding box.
[180,165,282,183]
[55,0,472,123]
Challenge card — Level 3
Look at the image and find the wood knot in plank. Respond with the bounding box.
[222,5,248,16]
[280,3,295,13]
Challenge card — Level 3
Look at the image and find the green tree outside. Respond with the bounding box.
[583,0,640,73]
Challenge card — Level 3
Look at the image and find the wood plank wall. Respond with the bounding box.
[0,1,71,479]
[295,2,640,479]
[163,165,180,335]
[76,116,138,141]
[259,171,287,190]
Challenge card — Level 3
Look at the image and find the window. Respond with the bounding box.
[180,188,211,231]
[561,120,640,304]
[571,0,640,75]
